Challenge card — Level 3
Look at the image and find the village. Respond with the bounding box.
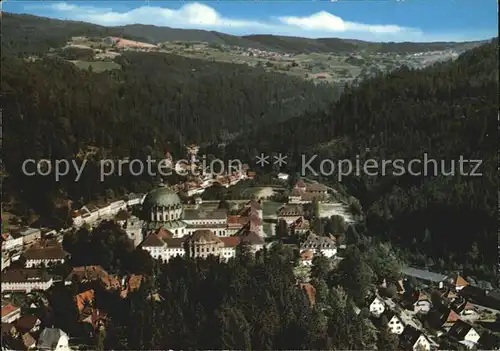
[1,145,499,350]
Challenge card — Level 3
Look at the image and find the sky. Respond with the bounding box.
[4,0,498,42]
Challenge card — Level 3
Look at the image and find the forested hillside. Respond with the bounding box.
[2,51,337,224]
[2,12,485,56]
[230,39,499,280]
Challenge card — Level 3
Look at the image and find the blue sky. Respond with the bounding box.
[4,0,498,42]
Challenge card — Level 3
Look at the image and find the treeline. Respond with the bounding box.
[3,13,483,57]
[1,13,151,57]
[228,39,499,281]
[2,50,337,225]
[72,230,403,350]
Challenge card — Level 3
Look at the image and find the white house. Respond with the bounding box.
[125,193,143,207]
[277,173,289,181]
[412,333,431,351]
[141,230,264,263]
[98,204,112,217]
[109,200,127,213]
[140,234,185,262]
[1,269,53,293]
[402,326,432,351]
[387,314,405,334]
[183,209,228,237]
[459,303,480,321]
[414,293,432,315]
[299,250,314,266]
[1,233,23,252]
[24,241,66,268]
[300,233,337,258]
[124,217,144,247]
[369,296,385,317]
[81,208,99,224]
[277,204,304,224]
[19,228,41,246]
[2,255,11,271]
[449,320,480,345]
[38,328,70,351]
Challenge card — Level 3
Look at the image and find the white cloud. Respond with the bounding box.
[22,2,442,41]
[279,11,408,34]
[44,2,274,30]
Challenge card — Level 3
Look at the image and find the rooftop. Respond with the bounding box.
[1,304,20,319]
[2,269,51,283]
[402,267,448,283]
[23,241,66,260]
[183,209,227,221]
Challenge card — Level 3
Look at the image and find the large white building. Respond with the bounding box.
[1,269,53,293]
[139,186,266,261]
[1,232,23,252]
[19,228,41,246]
[300,233,337,258]
[141,228,264,262]
[23,240,67,268]
[277,204,304,224]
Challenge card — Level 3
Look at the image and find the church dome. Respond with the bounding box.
[143,186,182,211]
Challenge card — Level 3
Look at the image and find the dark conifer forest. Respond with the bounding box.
[2,51,337,223]
[2,29,498,279]
[1,11,498,350]
[230,39,499,280]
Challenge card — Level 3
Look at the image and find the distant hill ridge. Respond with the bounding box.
[2,12,488,56]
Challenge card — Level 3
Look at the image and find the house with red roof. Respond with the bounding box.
[1,304,21,323]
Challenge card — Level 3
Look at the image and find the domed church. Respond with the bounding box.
[142,184,187,237]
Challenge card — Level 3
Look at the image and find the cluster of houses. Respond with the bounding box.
[168,145,253,196]
[71,194,144,227]
[360,268,500,350]
[1,265,144,350]
[3,165,498,350]
[239,47,294,59]
[1,228,55,271]
[2,303,71,351]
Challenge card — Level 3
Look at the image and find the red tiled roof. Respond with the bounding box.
[1,304,19,319]
[141,234,166,247]
[247,200,261,210]
[155,227,174,240]
[220,236,241,248]
[455,275,469,288]
[189,230,221,243]
[227,215,248,227]
[120,275,143,298]
[445,309,461,324]
[24,241,66,260]
[66,266,120,290]
[241,232,264,245]
[300,250,314,260]
[300,283,316,306]
[295,180,306,188]
[75,289,95,312]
